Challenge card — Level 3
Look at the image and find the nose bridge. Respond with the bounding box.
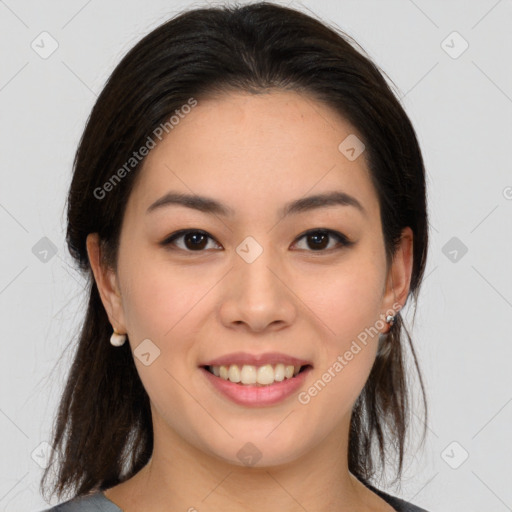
[235,234,282,301]
[239,241,277,290]
[219,234,296,331]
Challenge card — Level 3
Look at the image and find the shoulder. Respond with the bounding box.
[379,491,430,512]
[364,481,431,512]
[38,491,123,512]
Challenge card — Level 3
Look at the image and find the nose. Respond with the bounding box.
[219,241,297,333]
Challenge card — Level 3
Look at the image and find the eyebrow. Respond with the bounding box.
[146,190,366,218]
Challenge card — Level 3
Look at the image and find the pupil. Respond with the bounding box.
[309,232,328,250]
[186,232,207,250]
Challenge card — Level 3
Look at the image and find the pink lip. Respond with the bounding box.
[200,352,313,368]
[200,366,313,407]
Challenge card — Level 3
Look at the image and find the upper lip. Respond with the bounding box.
[200,352,313,368]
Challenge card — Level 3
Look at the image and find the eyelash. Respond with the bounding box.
[160,228,354,254]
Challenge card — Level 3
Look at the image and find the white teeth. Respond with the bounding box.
[240,365,257,384]
[208,363,304,386]
[273,363,285,382]
[228,364,241,383]
[257,364,274,385]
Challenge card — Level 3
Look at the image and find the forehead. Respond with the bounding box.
[126,90,379,222]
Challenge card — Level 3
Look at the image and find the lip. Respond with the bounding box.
[200,352,313,368]
[200,365,313,407]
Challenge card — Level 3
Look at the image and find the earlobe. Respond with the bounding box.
[85,233,126,332]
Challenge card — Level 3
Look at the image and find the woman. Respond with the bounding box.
[40,2,430,511]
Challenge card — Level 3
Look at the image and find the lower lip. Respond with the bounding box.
[200,366,312,407]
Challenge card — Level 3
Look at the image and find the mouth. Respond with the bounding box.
[200,363,313,387]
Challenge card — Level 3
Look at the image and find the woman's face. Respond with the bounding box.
[89,90,412,468]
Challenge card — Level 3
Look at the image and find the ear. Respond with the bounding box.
[86,233,127,333]
[381,226,414,326]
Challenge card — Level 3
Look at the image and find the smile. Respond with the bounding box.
[200,365,313,407]
[204,363,311,386]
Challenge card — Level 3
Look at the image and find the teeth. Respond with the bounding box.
[208,363,304,386]
[228,364,241,383]
[241,364,257,384]
[274,364,285,382]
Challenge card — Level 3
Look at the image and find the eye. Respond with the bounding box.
[292,229,353,252]
[161,228,354,253]
[161,230,222,252]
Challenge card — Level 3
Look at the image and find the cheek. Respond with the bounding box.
[117,257,208,405]
[298,279,382,426]
[299,256,385,397]
[303,257,385,340]
[119,251,209,340]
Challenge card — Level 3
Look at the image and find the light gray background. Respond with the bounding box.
[1,0,511,511]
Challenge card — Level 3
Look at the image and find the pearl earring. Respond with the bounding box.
[386,314,395,326]
[110,328,126,347]
[378,314,396,343]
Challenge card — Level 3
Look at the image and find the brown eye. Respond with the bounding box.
[161,228,353,254]
[161,230,221,252]
[293,229,353,252]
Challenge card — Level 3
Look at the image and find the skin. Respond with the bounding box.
[87,90,413,512]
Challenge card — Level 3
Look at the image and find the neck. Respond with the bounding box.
[105,412,388,512]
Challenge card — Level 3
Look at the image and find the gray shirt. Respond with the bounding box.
[40,486,429,511]
[41,492,121,511]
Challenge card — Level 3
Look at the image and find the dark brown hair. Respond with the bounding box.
[41,1,428,502]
